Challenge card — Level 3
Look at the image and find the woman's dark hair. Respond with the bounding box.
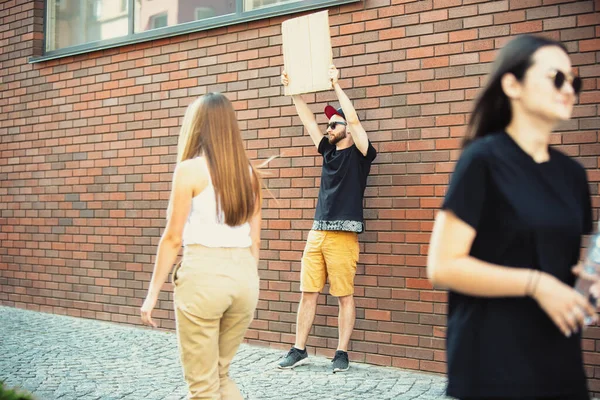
[463,34,568,147]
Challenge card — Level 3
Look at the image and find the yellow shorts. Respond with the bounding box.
[300,230,359,297]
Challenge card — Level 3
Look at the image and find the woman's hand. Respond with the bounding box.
[328,64,339,85]
[572,263,600,320]
[140,294,158,328]
[281,70,289,86]
[572,263,600,299]
[532,271,597,336]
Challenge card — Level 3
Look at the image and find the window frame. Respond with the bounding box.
[31,0,359,63]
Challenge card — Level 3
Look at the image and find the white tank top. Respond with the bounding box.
[182,159,252,248]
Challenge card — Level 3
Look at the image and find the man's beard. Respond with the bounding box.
[328,130,346,145]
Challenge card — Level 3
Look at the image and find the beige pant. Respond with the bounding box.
[173,245,259,400]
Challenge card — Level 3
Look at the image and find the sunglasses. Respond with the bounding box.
[549,70,582,95]
[327,121,347,130]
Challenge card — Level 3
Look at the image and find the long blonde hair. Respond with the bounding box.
[177,93,261,226]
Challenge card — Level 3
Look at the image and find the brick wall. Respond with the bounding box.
[1,0,600,394]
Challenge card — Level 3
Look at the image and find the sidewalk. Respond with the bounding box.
[0,306,448,400]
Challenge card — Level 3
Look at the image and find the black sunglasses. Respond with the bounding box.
[550,70,582,95]
[327,121,347,130]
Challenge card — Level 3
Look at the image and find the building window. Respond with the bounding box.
[148,12,168,30]
[195,7,216,21]
[133,1,232,33]
[244,0,302,11]
[45,0,129,52]
[39,0,358,61]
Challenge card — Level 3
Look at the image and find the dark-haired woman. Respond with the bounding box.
[427,34,596,399]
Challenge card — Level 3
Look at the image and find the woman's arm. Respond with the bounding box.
[140,161,196,327]
[428,211,532,296]
[428,210,596,336]
[249,206,262,264]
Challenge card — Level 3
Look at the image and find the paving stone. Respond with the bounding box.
[0,306,448,399]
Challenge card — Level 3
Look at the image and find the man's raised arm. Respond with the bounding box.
[281,71,323,149]
[329,66,370,157]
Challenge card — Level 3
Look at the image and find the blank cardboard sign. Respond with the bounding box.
[282,10,333,96]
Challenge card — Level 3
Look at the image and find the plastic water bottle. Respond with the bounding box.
[574,223,600,325]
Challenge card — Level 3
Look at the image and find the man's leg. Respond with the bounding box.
[278,293,319,369]
[294,291,320,350]
[278,230,326,369]
[336,294,355,352]
[323,231,359,372]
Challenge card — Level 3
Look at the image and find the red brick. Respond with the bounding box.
[380,27,406,40]
[449,5,478,18]
[464,15,494,29]
[510,0,542,9]
[433,0,461,8]
[449,29,478,43]
[366,18,391,31]
[543,16,576,30]
[577,13,600,27]
[365,310,392,321]
[479,1,509,14]
[464,39,494,52]
[392,357,420,370]
[405,0,433,14]
[422,56,449,69]
[420,9,448,23]
[560,1,594,16]
[340,22,365,35]
[494,10,525,24]
[580,39,600,52]
[434,43,463,56]
[407,46,434,59]
[378,5,405,18]
[525,5,558,20]
[511,21,543,34]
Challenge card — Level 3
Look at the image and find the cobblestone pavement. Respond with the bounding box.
[0,306,449,400]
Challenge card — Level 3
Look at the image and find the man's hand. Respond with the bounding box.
[281,70,289,86]
[328,65,339,86]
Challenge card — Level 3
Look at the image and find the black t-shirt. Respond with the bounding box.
[442,132,592,399]
[313,137,377,233]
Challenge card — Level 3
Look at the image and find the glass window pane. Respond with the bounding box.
[244,0,302,11]
[46,0,130,51]
[134,0,236,33]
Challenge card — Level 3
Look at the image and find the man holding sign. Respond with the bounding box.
[278,65,376,373]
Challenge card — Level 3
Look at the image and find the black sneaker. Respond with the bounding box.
[278,347,308,369]
[331,350,349,373]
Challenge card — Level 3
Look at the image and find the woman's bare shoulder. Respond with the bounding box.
[175,157,209,192]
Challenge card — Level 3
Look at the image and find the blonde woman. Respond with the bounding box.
[140,93,262,400]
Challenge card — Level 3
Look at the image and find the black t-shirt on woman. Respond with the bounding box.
[442,132,592,399]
